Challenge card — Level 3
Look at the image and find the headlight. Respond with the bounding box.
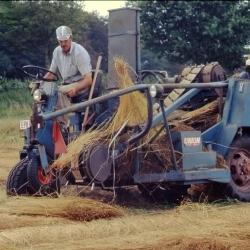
[33,89,46,101]
[149,85,157,98]
[149,84,164,98]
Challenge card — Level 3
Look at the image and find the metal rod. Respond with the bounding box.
[159,99,178,170]
[42,84,147,121]
[160,81,228,89]
[42,81,228,121]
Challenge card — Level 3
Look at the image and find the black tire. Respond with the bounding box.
[27,156,60,196]
[6,158,30,196]
[226,136,250,201]
[138,183,188,204]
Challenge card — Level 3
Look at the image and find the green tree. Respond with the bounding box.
[128,1,250,71]
[80,13,108,71]
[0,1,108,78]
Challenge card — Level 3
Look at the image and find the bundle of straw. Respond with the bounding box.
[172,100,220,131]
[53,57,148,169]
[1,196,123,221]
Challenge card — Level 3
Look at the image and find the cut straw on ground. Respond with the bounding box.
[0,196,124,222]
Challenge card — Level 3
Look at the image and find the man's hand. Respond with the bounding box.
[59,83,79,97]
[65,86,78,97]
[58,73,92,97]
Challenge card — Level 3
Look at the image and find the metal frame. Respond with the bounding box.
[41,81,231,185]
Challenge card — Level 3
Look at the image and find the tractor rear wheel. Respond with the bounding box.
[226,136,250,201]
[6,158,30,195]
[27,156,60,196]
[138,183,188,204]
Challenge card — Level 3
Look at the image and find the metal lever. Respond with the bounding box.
[159,99,178,170]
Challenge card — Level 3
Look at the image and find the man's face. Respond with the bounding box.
[58,37,72,53]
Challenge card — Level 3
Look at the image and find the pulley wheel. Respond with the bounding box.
[86,144,112,183]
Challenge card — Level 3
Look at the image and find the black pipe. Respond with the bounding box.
[159,99,178,170]
[127,90,153,145]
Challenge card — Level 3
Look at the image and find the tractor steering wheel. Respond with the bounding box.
[22,65,59,82]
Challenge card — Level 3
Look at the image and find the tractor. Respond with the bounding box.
[6,63,250,202]
[6,65,111,195]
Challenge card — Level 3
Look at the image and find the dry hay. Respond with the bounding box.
[141,237,230,250]
[52,129,105,169]
[171,99,220,131]
[53,57,148,169]
[0,213,64,231]
[0,196,123,222]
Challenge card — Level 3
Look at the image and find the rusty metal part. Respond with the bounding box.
[164,62,226,109]
[199,62,227,83]
[229,150,250,188]
[199,62,226,117]
[164,64,204,106]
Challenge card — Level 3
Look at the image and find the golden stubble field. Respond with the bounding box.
[0,118,250,250]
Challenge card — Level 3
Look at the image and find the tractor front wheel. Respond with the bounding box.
[226,136,250,201]
[27,156,60,196]
[6,158,30,195]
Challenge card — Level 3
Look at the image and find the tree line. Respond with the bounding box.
[0,1,107,78]
[0,1,250,79]
[130,0,250,72]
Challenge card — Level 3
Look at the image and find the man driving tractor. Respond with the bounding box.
[44,25,93,126]
[45,25,93,101]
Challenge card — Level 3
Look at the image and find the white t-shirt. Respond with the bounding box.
[50,42,92,82]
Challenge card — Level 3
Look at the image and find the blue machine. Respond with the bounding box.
[39,79,250,202]
[6,67,250,202]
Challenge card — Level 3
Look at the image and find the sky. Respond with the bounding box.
[83,1,126,17]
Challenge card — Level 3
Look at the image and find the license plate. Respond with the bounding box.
[20,120,31,130]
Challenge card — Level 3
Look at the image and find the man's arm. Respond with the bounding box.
[65,47,92,97]
[64,73,92,97]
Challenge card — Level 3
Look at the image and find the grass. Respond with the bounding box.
[0,86,31,151]
[0,85,31,183]
[0,88,32,118]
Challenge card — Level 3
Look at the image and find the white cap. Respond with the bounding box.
[246,58,250,66]
[56,26,72,41]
